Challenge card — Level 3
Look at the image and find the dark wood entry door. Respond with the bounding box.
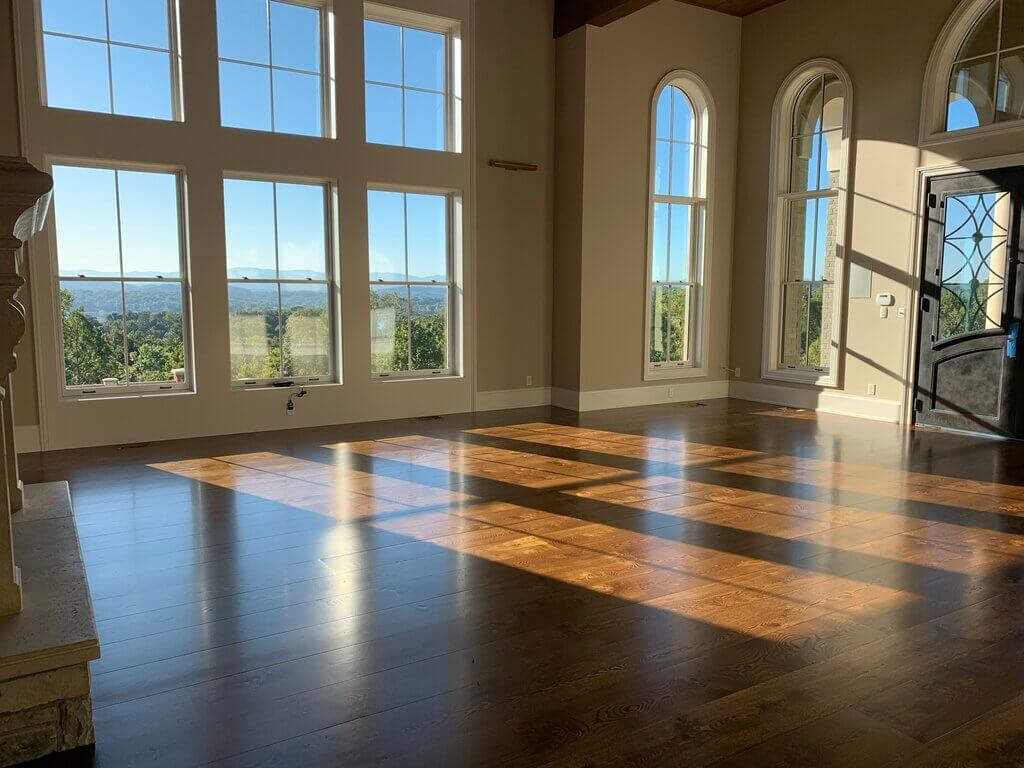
[914,168,1024,437]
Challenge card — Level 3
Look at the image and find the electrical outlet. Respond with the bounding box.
[734,367,740,378]
[868,384,876,396]
[879,307,889,319]
[667,387,675,398]
[897,307,906,319]
[526,375,533,387]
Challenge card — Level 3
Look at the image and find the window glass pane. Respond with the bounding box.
[370,285,409,373]
[819,130,842,189]
[655,88,672,140]
[649,286,670,363]
[410,285,447,370]
[1004,0,1024,49]
[670,142,692,197]
[792,75,823,136]
[807,283,832,368]
[41,0,106,38]
[276,183,327,279]
[272,69,322,136]
[671,87,693,143]
[271,1,320,72]
[404,28,445,92]
[406,194,447,281]
[118,171,180,278]
[217,0,270,65]
[669,285,690,363]
[43,36,111,114]
[651,203,669,283]
[653,140,670,196]
[107,0,169,49]
[220,61,272,130]
[110,46,173,120]
[995,49,1024,123]
[364,20,402,85]
[367,191,406,279]
[814,196,838,282]
[781,283,809,367]
[786,199,818,282]
[124,282,185,383]
[224,179,277,278]
[821,74,844,131]
[789,134,819,194]
[948,56,996,130]
[668,204,691,282]
[52,166,121,277]
[365,83,403,145]
[228,282,280,380]
[405,89,445,150]
[957,1,1000,59]
[59,281,125,386]
[281,284,330,377]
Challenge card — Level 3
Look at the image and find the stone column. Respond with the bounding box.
[0,157,52,616]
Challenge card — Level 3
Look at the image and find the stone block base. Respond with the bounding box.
[0,664,93,766]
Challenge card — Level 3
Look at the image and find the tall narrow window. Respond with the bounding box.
[946,0,1024,131]
[765,62,851,385]
[645,74,711,377]
[363,7,460,152]
[39,0,179,120]
[224,178,334,385]
[216,0,328,136]
[51,164,190,394]
[368,189,453,377]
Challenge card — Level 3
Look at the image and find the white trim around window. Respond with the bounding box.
[642,70,716,382]
[762,58,853,388]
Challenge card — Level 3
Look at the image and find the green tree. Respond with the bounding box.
[59,288,121,386]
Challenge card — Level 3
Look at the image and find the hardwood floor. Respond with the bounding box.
[19,398,1024,767]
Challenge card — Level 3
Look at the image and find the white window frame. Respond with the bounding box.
[224,173,339,389]
[34,0,185,121]
[921,0,1024,146]
[48,158,194,399]
[363,2,463,154]
[215,0,336,139]
[368,184,458,380]
[762,59,853,388]
[642,71,715,381]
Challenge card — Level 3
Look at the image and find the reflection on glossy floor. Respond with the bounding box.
[25,398,1024,767]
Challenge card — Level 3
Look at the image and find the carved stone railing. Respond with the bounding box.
[0,157,52,616]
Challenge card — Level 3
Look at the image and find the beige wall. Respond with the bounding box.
[554,0,741,396]
[476,0,554,394]
[731,0,1024,405]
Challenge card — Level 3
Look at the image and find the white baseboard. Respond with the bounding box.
[474,387,552,411]
[729,381,904,423]
[551,380,730,412]
[14,425,40,454]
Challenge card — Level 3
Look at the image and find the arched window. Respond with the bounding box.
[923,0,1024,141]
[644,72,713,379]
[763,60,852,386]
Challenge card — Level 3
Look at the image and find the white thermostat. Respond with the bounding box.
[876,293,895,306]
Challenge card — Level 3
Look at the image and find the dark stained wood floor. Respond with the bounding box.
[20,397,1024,767]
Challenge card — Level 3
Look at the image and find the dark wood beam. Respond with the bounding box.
[553,0,660,38]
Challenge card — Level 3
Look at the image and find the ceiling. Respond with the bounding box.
[554,0,788,37]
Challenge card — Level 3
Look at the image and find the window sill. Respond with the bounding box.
[763,367,837,388]
[372,373,461,383]
[920,119,1024,148]
[644,365,708,382]
[232,381,341,393]
[61,387,194,403]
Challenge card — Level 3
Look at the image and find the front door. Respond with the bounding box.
[914,168,1024,437]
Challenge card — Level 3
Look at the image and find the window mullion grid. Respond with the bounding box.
[400,27,407,148]
[992,0,1005,116]
[403,193,413,372]
[266,0,276,132]
[272,182,284,379]
[103,0,115,115]
[112,170,130,384]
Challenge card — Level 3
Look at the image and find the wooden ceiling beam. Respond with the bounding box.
[553,0,660,38]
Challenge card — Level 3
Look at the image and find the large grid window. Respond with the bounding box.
[776,74,845,373]
[224,178,334,385]
[947,0,1024,131]
[646,81,708,373]
[39,0,178,120]
[368,189,452,377]
[216,0,327,137]
[51,164,190,394]
[364,13,452,151]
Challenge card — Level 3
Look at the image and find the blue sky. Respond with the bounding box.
[368,191,448,281]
